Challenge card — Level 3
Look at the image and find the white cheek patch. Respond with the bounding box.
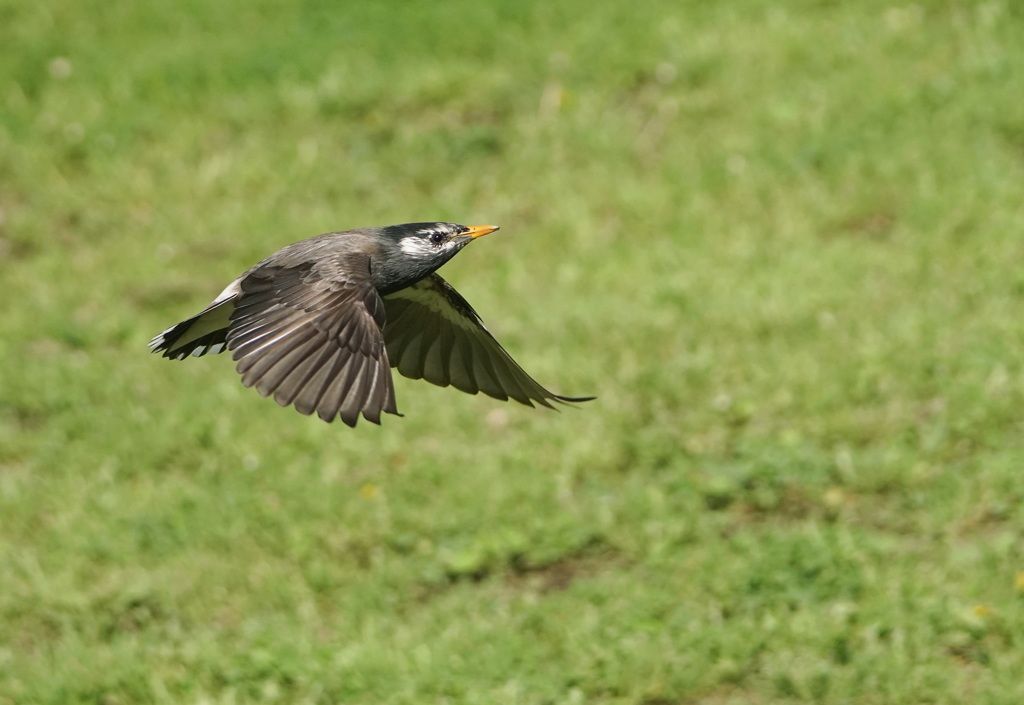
[399,236,438,257]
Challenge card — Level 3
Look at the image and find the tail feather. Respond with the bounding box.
[150,297,236,359]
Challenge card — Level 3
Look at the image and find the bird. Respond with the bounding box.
[149,222,593,427]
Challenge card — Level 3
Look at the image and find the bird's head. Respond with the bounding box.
[372,223,499,295]
[391,222,499,260]
[372,222,500,294]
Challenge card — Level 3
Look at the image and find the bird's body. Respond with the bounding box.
[150,222,591,426]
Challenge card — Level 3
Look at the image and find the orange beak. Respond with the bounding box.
[463,224,500,240]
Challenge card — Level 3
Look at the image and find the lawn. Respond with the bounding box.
[2,0,1024,703]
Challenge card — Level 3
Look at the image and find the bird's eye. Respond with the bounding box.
[429,231,445,245]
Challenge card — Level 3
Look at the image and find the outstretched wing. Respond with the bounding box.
[382,274,592,408]
[227,255,398,426]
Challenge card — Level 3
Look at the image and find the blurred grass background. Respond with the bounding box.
[3,0,1024,703]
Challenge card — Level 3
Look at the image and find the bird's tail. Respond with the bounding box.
[149,297,235,359]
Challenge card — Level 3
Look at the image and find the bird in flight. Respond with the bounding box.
[150,222,593,426]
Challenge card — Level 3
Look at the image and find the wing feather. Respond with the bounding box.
[226,257,398,425]
[383,274,592,408]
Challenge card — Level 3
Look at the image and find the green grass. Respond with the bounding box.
[3,0,1024,702]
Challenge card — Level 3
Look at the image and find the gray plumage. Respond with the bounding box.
[149,222,592,426]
